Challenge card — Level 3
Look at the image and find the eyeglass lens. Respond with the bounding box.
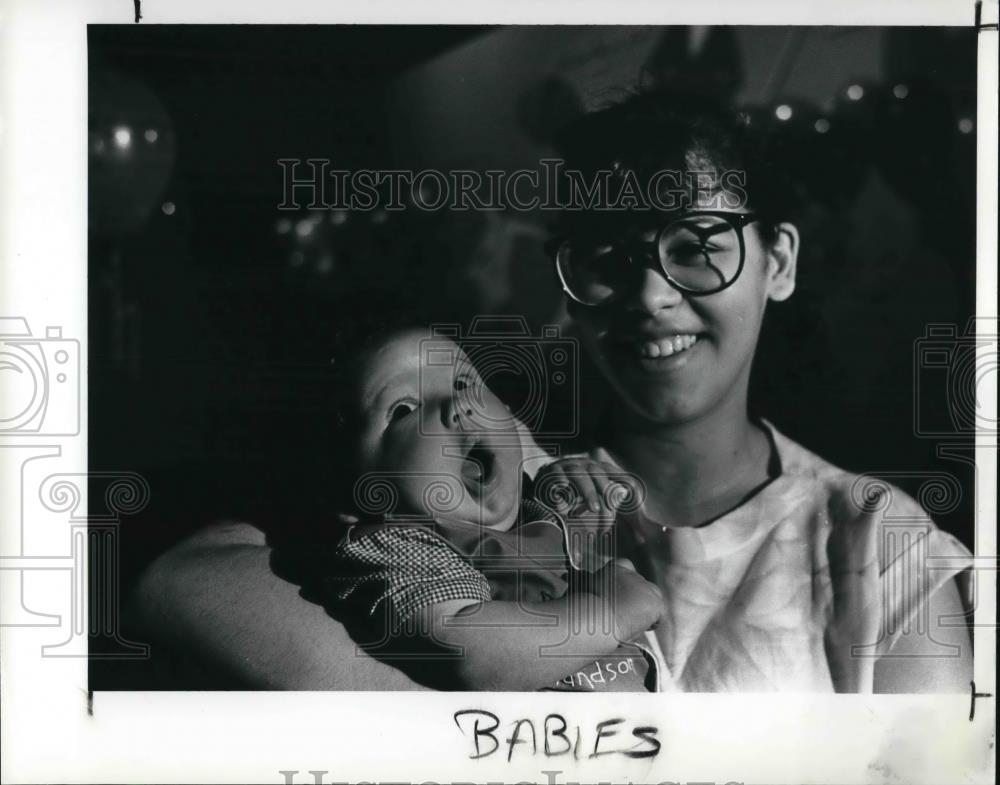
[558,214,745,304]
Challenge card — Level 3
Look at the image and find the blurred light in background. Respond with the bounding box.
[775,104,793,121]
[316,253,336,275]
[814,118,830,134]
[113,126,132,149]
[161,201,175,215]
[957,117,973,134]
[892,83,909,99]
[144,128,159,143]
[846,84,864,101]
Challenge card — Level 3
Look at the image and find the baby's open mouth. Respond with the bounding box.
[461,442,497,490]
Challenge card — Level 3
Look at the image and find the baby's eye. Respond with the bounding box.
[388,400,418,423]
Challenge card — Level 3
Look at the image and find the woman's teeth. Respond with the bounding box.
[636,334,699,358]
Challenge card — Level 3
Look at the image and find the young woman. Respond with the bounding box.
[544,91,972,692]
[135,91,972,692]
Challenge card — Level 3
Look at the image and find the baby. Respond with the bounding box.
[323,324,664,691]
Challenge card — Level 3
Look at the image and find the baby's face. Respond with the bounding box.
[351,329,524,531]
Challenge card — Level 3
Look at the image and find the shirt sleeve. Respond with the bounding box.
[327,526,492,627]
[874,490,974,657]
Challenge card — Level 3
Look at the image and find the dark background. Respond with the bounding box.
[87,25,978,687]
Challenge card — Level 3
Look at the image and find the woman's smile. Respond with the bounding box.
[632,333,699,359]
[606,328,708,376]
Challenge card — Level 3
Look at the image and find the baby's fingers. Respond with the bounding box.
[586,466,617,512]
[566,459,625,515]
[572,469,605,514]
[536,464,579,514]
[548,459,603,513]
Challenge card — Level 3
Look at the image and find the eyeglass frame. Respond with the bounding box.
[549,210,759,305]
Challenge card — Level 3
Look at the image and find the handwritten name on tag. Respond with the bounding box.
[556,656,638,689]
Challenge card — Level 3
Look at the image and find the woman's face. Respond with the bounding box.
[569,208,798,427]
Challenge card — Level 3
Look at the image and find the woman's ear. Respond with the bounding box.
[766,222,799,302]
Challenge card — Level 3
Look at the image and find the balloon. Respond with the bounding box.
[89,68,176,237]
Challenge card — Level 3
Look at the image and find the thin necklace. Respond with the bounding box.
[614,424,776,533]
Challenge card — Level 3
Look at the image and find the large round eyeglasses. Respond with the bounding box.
[552,211,758,306]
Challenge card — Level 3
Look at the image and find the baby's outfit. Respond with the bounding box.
[327,490,657,692]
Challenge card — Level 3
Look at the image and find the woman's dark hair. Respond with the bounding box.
[553,89,797,244]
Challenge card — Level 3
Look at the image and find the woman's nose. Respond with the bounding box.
[624,265,685,316]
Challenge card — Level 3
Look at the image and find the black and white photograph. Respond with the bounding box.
[1,2,996,783]
[92,22,982,694]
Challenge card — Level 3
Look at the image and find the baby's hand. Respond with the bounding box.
[533,458,642,571]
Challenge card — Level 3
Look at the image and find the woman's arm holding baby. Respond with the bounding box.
[416,561,662,691]
[133,521,427,690]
